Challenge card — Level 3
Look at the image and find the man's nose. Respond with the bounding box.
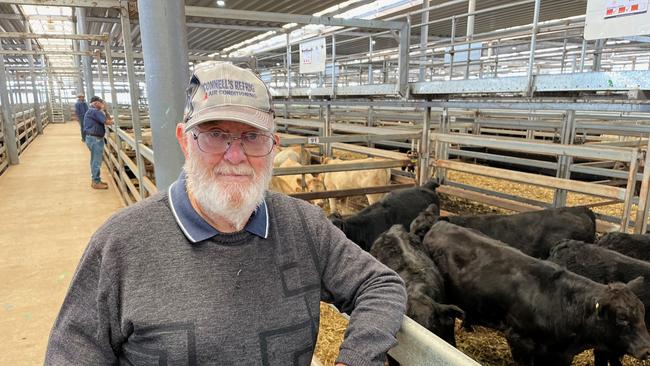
[223,140,247,164]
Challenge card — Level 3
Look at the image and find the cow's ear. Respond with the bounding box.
[627,276,645,293]
[296,177,303,185]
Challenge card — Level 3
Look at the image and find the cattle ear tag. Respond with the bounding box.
[595,302,600,311]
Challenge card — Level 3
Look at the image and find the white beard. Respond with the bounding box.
[185,144,273,231]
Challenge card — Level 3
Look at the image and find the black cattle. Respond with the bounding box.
[408,203,441,239]
[548,240,650,366]
[329,181,440,251]
[370,225,463,347]
[438,206,596,258]
[596,232,650,261]
[422,221,650,366]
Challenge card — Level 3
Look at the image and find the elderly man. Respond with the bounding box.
[45,62,407,366]
[74,94,88,141]
[83,96,113,189]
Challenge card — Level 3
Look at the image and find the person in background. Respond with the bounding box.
[45,62,407,365]
[83,96,112,190]
[74,94,88,141]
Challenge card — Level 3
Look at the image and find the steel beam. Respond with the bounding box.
[0,50,92,56]
[0,0,120,7]
[138,0,188,190]
[0,32,108,41]
[0,42,19,164]
[184,6,404,30]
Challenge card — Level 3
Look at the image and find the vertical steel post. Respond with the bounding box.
[465,0,476,79]
[25,38,42,135]
[42,55,53,123]
[76,7,95,97]
[579,38,587,72]
[104,34,128,198]
[634,141,650,233]
[0,42,19,164]
[526,0,541,96]
[560,35,568,73]
[621,149,639,232]
[553,110,576,207]
[397,19,410,96]
[418,105,432,186]
[436,107,450,184]
[331,35,336,97]
[368,36,374,85]
[324,101,332,157]
[71,10,84,94]
[449,17,456,80]
[419,0,429,81]
[593,39,605,72]
[95,50,105,101]
[138,0,189,190]
[286,33,291,97]
[120,1,146,199]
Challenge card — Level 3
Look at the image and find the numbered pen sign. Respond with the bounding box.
[605,0,648,18]
[299,38,326,74]
[307,137,320,144]
[585,0,650,39]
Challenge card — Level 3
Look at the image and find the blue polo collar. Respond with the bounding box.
[168,171,269,243]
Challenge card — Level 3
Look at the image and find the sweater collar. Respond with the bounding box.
[168,171,269,243]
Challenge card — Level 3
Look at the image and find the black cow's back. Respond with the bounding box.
[446,206,596,258]
[333,182,440,251]
[596,232,650,262]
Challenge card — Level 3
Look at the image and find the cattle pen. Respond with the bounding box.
[2,0,650,365]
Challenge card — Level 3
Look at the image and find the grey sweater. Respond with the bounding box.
[45,191,406,366]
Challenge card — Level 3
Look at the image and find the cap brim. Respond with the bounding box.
[184,105,274,133]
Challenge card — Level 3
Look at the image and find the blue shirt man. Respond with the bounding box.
[74,95,88,141]
[83,96,113,189]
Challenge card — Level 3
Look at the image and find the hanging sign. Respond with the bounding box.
[299,38,326,74]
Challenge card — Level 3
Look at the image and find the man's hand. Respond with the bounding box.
[105,118,114,126]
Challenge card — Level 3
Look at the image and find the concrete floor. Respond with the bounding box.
[0,122,123,365]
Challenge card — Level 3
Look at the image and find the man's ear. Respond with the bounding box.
[176,122,190,158]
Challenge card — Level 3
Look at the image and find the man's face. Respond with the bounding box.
[176,120,278,229]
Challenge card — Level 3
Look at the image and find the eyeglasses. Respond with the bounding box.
[191,129,276,157]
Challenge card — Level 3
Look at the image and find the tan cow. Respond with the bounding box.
[270,159,312,195]
[306,158,391,214]
[273,146,311,167]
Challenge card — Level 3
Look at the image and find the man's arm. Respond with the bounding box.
[45,237,122,365]
[308,208,407,366]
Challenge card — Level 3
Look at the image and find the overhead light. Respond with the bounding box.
[216,0,225,7]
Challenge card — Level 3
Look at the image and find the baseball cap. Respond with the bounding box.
[183,61,274,133]
[90,96,103,103]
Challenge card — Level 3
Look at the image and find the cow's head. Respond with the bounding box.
[409,204,441,239]
[303,175,326,208]
[594,279,650,360]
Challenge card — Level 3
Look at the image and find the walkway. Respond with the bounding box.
[0,122,123,365]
